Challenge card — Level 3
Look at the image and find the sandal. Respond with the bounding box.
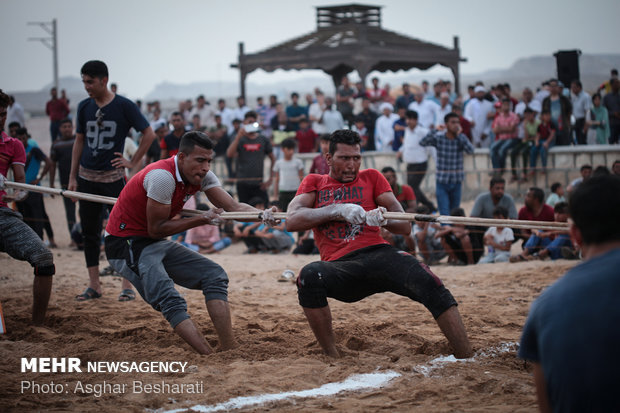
[99,265,118,276]
[118,289,136,302]
[76,287,102,301]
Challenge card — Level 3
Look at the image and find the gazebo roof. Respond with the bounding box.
[232,4,465,92]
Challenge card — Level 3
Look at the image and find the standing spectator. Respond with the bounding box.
[602,78,620,144]
[530,110,556,175]
[285,92,307,131]
[336,76,356,126]
[567,164,592,193]
[320,97,345,134]
[374,103,399,152]
[46,87,70,142]
[147,120,166,165]
[272,138,304,212]
[546,182,566,207]
[464,86,495,147]
[217,98,235,133]
[420,112,475,216]
[68,60,155,302]
[7,95,25,128]
[412,205,446,265]
[310,134,330,175]
[435,207,483,265]
[208,114,229,161]
[190,95,215,129]
[232,96,251,126]
[435,92,452,128]
[598,68,618,95]
[570,80,591,145]
[14,127,53,241]
[49,118,77,240]
[452,104,472,141]
[542,79,572,146]
[391,106,407,151]
[226,111,275,205]
[514,88,541,118]
[357,97,378,150]
[490,98,520,175]
[160,112,185,159]
[519,175,620,413]
[398,110,436,212]
[470,176,518,219]
[395,82,415,111]
[261,95,278,139]
[366,77,387,112]
[308,90,326,135]
[295,118,318,154]
[585,93,610,144]
[408,92,440,130]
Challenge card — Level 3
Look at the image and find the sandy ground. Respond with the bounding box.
[0,192,577,412]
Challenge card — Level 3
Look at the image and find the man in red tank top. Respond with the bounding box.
[104,131,276,355]
[286,129,472,358]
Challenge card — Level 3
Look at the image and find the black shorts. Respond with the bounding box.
[297,244,457,318]
[444,228,484,264]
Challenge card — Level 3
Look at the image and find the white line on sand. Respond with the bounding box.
[157,342,518,413]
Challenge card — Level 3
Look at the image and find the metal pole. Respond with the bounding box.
[27,19,58,90]
[52,19,58,91]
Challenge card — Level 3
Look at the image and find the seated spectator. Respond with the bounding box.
[254,201,294,253]
[295,118,318,154]
[436,207,483,265]
[511,202,572,261]
[183,203,232,254]
[479,206,514,264]
[517,187,555,240]
[470,176,518,219]
[233,197,266,253]
[567,164,592,193]
[490,98,520,175]
[292,230,319,255]
[546,182,566,207]
[510,107,538,182]
[412,205,446,265]
[273,138,304,212]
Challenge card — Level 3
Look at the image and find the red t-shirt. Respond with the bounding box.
[394,183,415,211]
[295,128,318,153]
[0,132,27,208]
[518,204,555,222]
[296,169,391,261]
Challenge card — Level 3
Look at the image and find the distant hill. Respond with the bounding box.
[10,53,620,115]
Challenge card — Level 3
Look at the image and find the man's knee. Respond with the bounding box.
[297,262,328,308]
[31,248,55,276]
[201,270,229,302]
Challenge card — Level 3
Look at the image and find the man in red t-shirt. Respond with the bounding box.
[286,129,472,358]
[517,187,555,240]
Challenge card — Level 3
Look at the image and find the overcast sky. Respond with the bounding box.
[2,0,619,99]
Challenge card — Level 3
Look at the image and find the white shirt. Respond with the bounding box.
[399,125,431,164]
[571,91,591,119]
[7,102,26,127]
[436,103,452,127]
[321,109,345,134]
[484,227,514,248]
[514,100,542,118]
[464,98,495,145]
[218,107,235,133]
[232,106,251,123]
[308,102,326,134]
[191,104,216,128]
[374,113,399,151]
[408,100,440,129]
[273,157,304,191]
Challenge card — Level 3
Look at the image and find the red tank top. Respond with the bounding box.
[106,157,201,238]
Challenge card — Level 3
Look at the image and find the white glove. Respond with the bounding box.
[0,174,5,190]
[333,203,366,225]
[201,208,223,226]
[261,206,280,227]
[366,207,388,227]
[14,190,28,202]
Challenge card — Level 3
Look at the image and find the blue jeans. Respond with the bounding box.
[530,142,554,169]
[545,234,572,260]
[490,138,519,171]
[436,181,462,216]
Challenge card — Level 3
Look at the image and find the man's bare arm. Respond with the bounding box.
[375,191,411,235]
[68,133,85,191]
[146,198,221,239]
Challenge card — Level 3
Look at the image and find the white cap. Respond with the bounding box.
[474,85,486,94]
[379,102,393,113]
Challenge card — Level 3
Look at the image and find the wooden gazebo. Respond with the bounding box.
[230,3,466,97]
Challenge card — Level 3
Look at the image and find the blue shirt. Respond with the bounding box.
[519,248,620,413]
[24,144,46,184]
[76,94,149,171]
[419,130,474,184]
[392,118,406,151]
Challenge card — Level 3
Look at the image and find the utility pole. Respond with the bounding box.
[28,18,58,91]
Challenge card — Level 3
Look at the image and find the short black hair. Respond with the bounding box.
[16,127,28,136]
[551,182,562,193]
[381,166,396,174]
[450,207,465,217]
[492,206,508,218]
[0,89,10,108]
[179,131,214,154]
[328,129,361,155]
[529,187,545,203]
[554,202,568,214]
[59,118,72,127]
[571,79,582,88]
[593,165,610,176]
[580,164,592,172]
[281,138,296,149]
[8,121,21,129]
[444,112,459,124]
[319,134,331,142]
[415,205,430,214]
[244,111,257,120]
[490,176,505,188]
[406,110,418,120]
[81,60,109,79]
[569,177,620,244]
